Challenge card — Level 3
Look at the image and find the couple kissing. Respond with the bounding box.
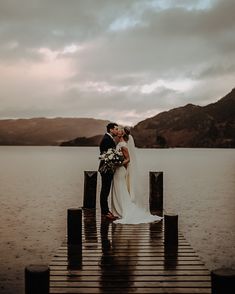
[99,123,162,224]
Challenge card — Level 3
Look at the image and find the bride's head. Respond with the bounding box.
[117,125,130,142]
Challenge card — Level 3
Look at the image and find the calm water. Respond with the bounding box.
[0,146,235,293]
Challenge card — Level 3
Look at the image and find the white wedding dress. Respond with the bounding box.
[111,137,163,224]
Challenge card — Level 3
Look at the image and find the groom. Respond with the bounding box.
[99,122,118,220]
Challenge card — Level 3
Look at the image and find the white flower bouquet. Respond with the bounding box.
[99,148,124,173]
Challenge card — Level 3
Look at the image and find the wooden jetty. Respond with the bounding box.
[28,170,235,293]
[49,208,211,294]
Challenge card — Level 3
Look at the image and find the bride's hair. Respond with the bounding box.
[118,125,130,141]
[124,126,130,135]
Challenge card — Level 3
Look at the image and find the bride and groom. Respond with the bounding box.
[99,123,162,224]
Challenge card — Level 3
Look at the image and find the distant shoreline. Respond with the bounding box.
[0,89,234,148]
[0,145,234,149]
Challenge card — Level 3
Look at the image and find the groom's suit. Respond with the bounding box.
[99,133,116,215]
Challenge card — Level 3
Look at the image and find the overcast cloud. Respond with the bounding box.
[0,0,234,125]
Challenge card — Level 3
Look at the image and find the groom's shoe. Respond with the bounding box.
[108,212,119,220]
[102,212,116,221]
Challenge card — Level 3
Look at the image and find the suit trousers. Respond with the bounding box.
[100,172,113,214]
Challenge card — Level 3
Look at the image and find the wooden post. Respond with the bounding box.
[164,214,178,247]
[83,171,97,209]
[149,171,163,213]
[211,268,235,294]
[25,265,49,294]
[67,208,82,245]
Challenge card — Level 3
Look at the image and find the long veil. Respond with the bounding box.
[127,135,149,211]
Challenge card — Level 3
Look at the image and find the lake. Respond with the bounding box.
[0,146,234,294]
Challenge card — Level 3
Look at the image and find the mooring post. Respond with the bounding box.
[25,265,49,294]
[83,171,97,209]
[67,208,82,245]
[149,171,163,213]
[164,214,178,247]
[211,268,235,294]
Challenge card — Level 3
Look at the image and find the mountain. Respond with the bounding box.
[132,89,235,148]
[0,89,234,147]
[0,117,109,145]
[61,89,235,148]
[60,135,103,147]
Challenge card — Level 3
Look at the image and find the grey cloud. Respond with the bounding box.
[0,0,234,123]
[0,105,60,118]
[0,0,135,49]
[141,0,235,38]
[60,85,181,113]
[75,0,235,77]
[194,63,235,79]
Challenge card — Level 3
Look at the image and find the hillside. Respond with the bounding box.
[0,89,234,147]
[132,89,235,148]
[0,117,109,145]
[60,135,103,147]
[63,89,235,148]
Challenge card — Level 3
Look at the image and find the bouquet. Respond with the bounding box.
[99,148,124,173]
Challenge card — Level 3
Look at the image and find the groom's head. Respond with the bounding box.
[107,123,118,136]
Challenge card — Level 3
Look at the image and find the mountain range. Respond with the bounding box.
[0,117,109,145]
[0,89,234,147]
[132,88,235,148]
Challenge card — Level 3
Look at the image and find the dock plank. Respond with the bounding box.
[49,210,211,294]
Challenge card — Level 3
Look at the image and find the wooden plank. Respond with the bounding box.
[65,236,186,240]
[63,239,188,244]
[50,281,211,287]
[49,210,211,294]
[50,261,205,266]
[62,243,191,247]
[50,275,211,282]
[50,270,210,276]
[55,248,195,253]
[51,256,202,261]
[50,262,207,271]
[50,287,211,293]
[53,251,202,257]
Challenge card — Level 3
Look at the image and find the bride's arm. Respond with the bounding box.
[121,146,130,168]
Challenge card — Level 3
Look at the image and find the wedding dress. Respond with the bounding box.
[111,136,163,224]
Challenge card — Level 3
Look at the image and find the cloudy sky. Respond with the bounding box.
[0,0,234,125]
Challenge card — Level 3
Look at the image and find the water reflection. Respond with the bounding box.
[99,221,140,291]
[67,244,82,270]
[99,219,116,289]
[149,220,178,270]
[100,219,112,254]
[67,209,98,270]
[83,208,98,248]
[149,219,163,242]
[164,244,178,270]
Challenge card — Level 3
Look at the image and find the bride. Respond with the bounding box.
[111,126,163,224]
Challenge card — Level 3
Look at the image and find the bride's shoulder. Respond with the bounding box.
[117,141,127,148]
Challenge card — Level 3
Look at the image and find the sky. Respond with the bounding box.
[0,0,234,126]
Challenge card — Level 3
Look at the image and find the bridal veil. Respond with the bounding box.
[126,134,149,212]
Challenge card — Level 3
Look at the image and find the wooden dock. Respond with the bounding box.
[49,209,211,294]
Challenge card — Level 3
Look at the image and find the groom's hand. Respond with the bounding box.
[115,162,123,167]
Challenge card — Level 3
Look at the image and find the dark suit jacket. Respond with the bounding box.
[99,133,116,172]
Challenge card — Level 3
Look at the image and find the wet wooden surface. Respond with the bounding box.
[50,209,211,294]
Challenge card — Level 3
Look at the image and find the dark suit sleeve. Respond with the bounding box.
[100,137,108,154]
[99,135,116,154]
